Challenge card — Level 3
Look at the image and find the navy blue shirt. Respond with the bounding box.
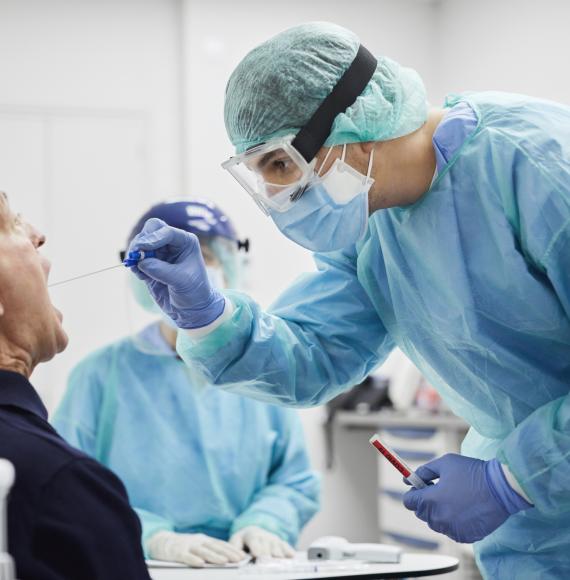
[0,370,151,580]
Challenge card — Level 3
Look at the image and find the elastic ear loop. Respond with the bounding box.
[316,145,339,178]
[366,147,375,182]
[318,143,374,183]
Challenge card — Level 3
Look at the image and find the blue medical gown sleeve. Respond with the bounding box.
[176,249,395,406]
[496,162,570,514]
[230,410,320,545]
[52,358,174,554]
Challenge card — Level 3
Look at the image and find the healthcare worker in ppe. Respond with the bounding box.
[53,199,320,568]
[125,22,570,579]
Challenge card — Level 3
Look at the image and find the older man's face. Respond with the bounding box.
[0,193,68,370]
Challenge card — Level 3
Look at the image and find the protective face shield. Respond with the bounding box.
[199,237,240,289]
[210,237,240,289]
[222,134,317,215]
[270,144,374,252]
[129,275,158,314]
[126,276,176,342]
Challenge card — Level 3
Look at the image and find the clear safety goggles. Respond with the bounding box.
[222,135,317,214]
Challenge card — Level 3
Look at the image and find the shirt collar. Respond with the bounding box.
[0,369,48,420]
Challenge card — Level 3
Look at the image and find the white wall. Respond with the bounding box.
[0,0,183,408]
[433,0,570,106]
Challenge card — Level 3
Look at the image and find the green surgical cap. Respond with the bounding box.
[224,21,428,154]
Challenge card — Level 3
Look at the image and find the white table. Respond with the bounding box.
[149,553,459,579]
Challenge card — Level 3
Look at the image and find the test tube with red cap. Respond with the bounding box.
[369,433,427,489]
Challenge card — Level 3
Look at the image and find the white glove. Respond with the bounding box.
[147,531,247,567]
[230,526,295,559]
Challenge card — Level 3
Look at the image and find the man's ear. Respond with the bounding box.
[0,301,5,317]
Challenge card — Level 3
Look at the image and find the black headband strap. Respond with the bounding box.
[291,44,377,162]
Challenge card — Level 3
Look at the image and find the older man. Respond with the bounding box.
[0,193,150,579]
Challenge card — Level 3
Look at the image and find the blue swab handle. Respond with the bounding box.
[123,250,157,267]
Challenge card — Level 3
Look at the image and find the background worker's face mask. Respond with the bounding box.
[270,145,374,252]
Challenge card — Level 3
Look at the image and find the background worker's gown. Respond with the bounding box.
[175,93,570,578]
[53,322,320,552]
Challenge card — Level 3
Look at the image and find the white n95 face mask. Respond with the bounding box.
[270,145,374,252]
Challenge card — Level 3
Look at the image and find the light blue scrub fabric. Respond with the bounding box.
[52,323,320,553]
[177,92,570,578]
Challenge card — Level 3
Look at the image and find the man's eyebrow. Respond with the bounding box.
[256,151,279,171]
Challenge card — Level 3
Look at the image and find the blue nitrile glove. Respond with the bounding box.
[127,218,226,329]
[403,454,532,543]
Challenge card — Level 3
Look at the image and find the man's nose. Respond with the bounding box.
[24,221,46,249]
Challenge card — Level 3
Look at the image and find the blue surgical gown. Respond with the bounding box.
[52,322,320,553]
[176,92,570,578]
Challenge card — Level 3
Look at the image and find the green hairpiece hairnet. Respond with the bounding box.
[224,21,428,154]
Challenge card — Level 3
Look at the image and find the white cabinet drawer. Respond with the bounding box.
[378,486,440,544]
[380,427,447,455]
